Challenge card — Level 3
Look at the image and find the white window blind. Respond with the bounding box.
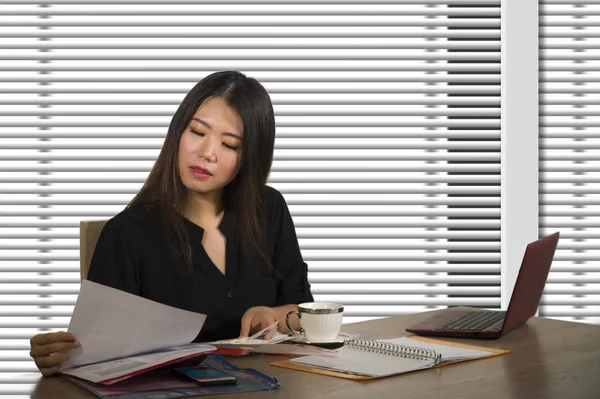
[0,0,503,395]
[538,0,600,324]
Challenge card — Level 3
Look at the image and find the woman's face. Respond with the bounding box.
[177,96,244,199]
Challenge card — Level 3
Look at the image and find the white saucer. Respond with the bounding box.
[289,331,360,345]
[289,335,346,345]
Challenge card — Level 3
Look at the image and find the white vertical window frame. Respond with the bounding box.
[539,0,600,324]
[501,0,540,309]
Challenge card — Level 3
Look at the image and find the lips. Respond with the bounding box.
[191,166,212,175]
[190,166,212,178]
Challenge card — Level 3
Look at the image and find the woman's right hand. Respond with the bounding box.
[29,331,80,376]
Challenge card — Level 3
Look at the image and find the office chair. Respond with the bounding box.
[79,220,108,280]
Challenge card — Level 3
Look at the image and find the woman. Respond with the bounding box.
[29,71,313,376]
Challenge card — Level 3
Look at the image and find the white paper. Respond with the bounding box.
[290,336,494,377]
[61,343,215,384]
[61,280,207,369]
[209,331,292,346]
[290,347,434,377]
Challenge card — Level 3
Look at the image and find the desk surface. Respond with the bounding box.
[30,309,600,399]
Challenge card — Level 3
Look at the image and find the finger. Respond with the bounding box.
[30,341,80,358]
[254,316,275,340]
[238,313,253,339]
[30,342,78,359]
[40,366,60,377]
[250,319,262,332]
[247,318,267,336]
[263,320,278,340]
[30,331,75,346]
[34,352,70,370]
[35,352,70,370]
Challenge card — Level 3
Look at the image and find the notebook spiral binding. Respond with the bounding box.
[344,339,442,365]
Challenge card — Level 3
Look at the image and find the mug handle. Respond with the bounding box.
[285,310,304,334]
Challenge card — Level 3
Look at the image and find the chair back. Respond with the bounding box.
[79,220,108,280]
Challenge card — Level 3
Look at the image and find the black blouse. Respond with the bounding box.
[87,186,313,342]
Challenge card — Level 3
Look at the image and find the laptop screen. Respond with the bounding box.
[501,232,560,334]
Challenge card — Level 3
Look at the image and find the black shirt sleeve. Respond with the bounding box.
[267,187,314,306]
[87,214,141,296]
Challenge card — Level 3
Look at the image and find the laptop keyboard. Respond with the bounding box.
[438,310,506,331]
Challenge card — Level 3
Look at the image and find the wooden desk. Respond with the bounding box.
[29,310,600,399]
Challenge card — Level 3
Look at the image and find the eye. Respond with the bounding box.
[223,143,239,151]
[190,129,204,136]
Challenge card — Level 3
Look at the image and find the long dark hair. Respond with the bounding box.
[128,71,276,269]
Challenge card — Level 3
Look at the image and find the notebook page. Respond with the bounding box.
[289,346,435,377]
[382,337,491,362]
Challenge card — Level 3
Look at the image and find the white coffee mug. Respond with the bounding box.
[286,302,344,342]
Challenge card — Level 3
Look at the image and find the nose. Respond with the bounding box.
[197,135,217,163]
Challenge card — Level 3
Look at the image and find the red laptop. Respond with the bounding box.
[406,232,560,339]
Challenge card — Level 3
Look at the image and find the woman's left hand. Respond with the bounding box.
[238,306,279,340]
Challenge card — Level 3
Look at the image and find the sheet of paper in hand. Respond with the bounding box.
[58,280,213,384]
[208,321,293,346]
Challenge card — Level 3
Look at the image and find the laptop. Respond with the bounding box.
[406,232,560,339]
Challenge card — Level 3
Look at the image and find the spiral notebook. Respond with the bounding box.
[274,336,508,380]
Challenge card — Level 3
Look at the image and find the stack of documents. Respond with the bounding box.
[59,280,215,384]
[61,354,281,399]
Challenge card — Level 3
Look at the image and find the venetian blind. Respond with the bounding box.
[0,0,501,394]
[538,0,600,324]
